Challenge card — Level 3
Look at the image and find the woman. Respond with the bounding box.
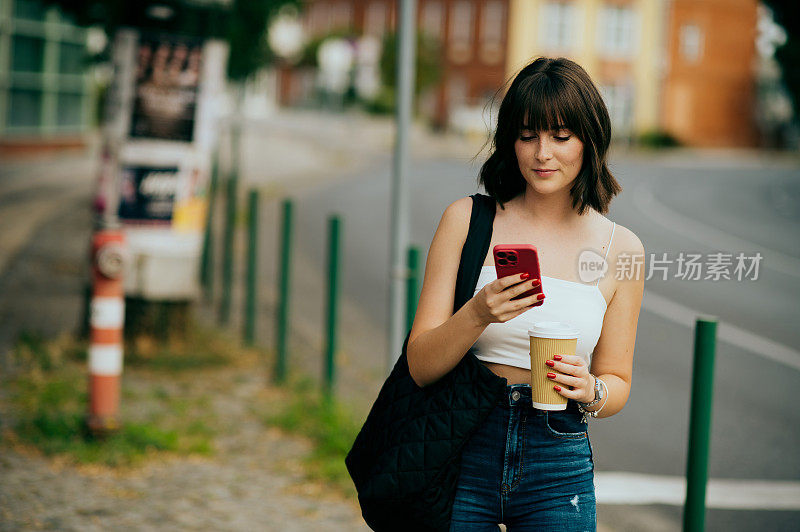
[407,57,645,530]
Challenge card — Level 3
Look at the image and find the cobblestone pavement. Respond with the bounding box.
[1,358,371,531]
[0,110,402,531]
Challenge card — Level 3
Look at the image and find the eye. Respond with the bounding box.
[553,128,573,141]
[519,130,537,141]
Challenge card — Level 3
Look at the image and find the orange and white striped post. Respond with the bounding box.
[86,228,126,436]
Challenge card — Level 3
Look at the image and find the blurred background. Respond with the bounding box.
[0,0,798,531]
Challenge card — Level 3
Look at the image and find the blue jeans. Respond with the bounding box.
[450,384,596,531]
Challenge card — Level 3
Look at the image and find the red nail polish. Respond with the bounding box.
[545,360,555,367]
[520,272,530,280]
[547,372,556,379]
[554,385,562,392]
[553,354,562,361]
[536,294,545,300]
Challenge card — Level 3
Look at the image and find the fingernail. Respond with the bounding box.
[532,280,540,287]
[536,294,545,300]
[553,354,562,361]
[520,272,530,280]
[547,372,556,379]
[545,360,555,367]
[554,385,562,392]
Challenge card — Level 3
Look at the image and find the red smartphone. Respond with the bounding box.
[493,244,544,305]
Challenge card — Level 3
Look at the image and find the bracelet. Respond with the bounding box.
[577,377,608,419]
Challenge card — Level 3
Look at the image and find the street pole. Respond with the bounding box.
[387,0,417,372]
[683,316,718,532]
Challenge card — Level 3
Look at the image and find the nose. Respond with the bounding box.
[534,137,553,162]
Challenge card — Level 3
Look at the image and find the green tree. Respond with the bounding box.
[49,0,297,81]
[762,0,800,121]
[376,31,442,110]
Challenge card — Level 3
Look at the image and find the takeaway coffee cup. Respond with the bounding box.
[528,321,580,410]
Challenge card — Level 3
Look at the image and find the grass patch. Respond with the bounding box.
[265,377,361,494]
[2,330,223,468]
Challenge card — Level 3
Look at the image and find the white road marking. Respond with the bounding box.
[643,291,800,372]
[596,472,800,510]
[633,180,800,278]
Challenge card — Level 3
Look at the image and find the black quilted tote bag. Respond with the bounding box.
[345,194,507,531]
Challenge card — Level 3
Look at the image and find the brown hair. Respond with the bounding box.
[479,57,621,214]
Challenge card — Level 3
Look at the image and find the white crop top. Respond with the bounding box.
[472,222,616,369]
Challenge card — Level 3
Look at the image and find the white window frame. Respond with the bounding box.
[449,0,474,61]
[365,1,387,37]
[680,23,704,63]
[598,5,637,58]
[601,83,634,136]
[421,0,444,39]
[480,0,505,63]
[539,1,582,52]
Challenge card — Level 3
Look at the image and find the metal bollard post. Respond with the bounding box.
[406,246,420,333]
[324,215,341,398]
[219,172,237,325]
[86,226,126,437]
[200,150,219,301]
[244,189,259,346]
[683,316,718,532]
[275,199,293,384]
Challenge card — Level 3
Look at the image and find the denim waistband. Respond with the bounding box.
[500,383,581,415]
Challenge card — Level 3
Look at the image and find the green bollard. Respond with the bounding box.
[219,172,237,326]
[683,316,718,532]
[324,215,341,399]
[275,199,293,384]
[244,189,259,346]
[406,246,420,333]
[200,150,219,302]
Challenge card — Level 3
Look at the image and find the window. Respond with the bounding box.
[421,0,444,39]
[539,1,581,51]
[330,1,352,30]
[680,24,703,63]
[601,84,633,135]
[365,1,387,36]
[598,5,636,57]
[57,92,84,127]
[449,0,474,62]
[480,0,505,63]
[13,0,45,21]
[8,89,42,128]
[12,35,46,72]
[59,42,86,74]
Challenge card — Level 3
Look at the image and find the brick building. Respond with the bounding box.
[289,0,763,147]
[299,0,510,129]
[661,0,759,147]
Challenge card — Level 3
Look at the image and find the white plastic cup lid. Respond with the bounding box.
[528,321,580,339]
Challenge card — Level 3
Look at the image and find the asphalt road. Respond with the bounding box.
[290,150,800,531]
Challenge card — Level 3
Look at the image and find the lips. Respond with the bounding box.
[533,169,557,176]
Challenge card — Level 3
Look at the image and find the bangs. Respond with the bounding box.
[511,74,583,136]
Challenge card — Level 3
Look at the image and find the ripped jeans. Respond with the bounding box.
[450,384,596,531]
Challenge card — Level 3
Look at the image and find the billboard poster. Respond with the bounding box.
[117,165,180,224]
[129,34,203,142]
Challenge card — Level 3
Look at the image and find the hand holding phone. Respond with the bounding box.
[493,244,545,306]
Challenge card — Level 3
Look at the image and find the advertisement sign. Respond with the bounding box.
[117,164,180,224]
[98,30,226,300]
[129,34,203,142]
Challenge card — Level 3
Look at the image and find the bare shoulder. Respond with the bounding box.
[607,222,646,295]
[436,196,473,243]
[612,223,645,256]
[442,196,473,226]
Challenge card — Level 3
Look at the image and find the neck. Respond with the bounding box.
[518,185,587,227]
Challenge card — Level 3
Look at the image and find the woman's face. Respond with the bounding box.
[514,126,584,196]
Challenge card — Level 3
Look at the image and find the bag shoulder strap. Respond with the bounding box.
[453,194,496,313]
